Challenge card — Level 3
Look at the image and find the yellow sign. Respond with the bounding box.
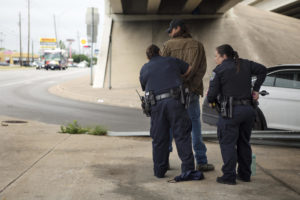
[40,38,56,43]
[81,39,87,45]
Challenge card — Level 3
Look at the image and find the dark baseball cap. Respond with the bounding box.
[167,19,185,33]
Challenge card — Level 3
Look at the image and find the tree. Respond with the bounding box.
[72,54,97,67]
[59,40,66,49]
[72,54,89,63]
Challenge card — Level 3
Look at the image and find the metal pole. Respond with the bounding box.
[108,34,112,90]
[32,40,34,63]
[90,8,94,86]
[27,0,30,65]
[19,12,23,66]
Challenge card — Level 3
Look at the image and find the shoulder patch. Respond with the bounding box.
[210,72,216,81]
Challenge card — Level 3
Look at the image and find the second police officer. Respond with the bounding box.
[139,44,195,178]
[207,44,267,185]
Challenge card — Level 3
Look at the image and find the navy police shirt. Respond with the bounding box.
[140,56,189,94]
[207,58,267,103]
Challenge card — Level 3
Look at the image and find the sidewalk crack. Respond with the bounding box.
[257,163,300,196]
[0,135,71,194]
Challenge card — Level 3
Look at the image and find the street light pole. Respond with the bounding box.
[90,7,94,86]
[27,0,30,65]
[19,12,23,66]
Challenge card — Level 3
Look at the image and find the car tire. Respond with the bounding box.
[253,108,267,130]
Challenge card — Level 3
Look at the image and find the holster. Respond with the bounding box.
[217,95,233,119]
[143,91,156,117]
[179,85,190,109]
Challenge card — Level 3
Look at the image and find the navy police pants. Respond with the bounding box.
[217,105,255,181]
[150,98,195,178]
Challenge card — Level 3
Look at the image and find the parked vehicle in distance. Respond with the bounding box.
[0,62,9,66]
[202,64,300,131]
[43,49,67,70]
[76,60,88,68]
[33,61,45,69]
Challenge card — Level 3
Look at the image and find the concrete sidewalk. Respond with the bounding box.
[0,115,299,200]
[48,74,207,109]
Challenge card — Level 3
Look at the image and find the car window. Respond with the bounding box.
[295,72,300,89]
[274,71,297,89]
[262,74,275,86]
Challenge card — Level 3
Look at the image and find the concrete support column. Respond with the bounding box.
[93,0,113,88]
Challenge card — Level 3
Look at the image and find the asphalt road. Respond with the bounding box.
[0,68,150,131]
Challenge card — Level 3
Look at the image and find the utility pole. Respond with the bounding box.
[19,12,23,66]
[27,0,30,65]
[53,15,58,48]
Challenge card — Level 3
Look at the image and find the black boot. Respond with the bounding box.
[216,176,236,185]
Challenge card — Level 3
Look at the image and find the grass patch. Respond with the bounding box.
[87,125,107,136]
[60,120,107,136]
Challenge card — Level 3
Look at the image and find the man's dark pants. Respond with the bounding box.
[150,98,195,178]
[217,105,255,181]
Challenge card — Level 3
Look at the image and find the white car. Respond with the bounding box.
[257,65,300,131]
[202,64,300,131]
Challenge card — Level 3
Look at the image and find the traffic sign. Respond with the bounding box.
[86,7,99,43]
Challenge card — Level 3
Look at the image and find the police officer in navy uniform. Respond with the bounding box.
[140,44,195,178]
[207,44,267,185]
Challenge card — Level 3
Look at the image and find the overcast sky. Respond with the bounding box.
[0,0,104,53]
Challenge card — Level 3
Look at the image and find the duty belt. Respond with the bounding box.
[155,93,172,101]
[232,99,252,106]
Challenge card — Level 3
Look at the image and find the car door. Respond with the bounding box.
[259,69,300,131]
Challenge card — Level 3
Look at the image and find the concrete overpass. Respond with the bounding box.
[110,0,241,15]
[244,0,300,19]
[93,0,300,91]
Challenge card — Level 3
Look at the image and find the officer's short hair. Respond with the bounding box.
[146,44,160,60]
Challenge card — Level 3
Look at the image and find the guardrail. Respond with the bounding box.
[107,130,300,147]
[202,130,300,147]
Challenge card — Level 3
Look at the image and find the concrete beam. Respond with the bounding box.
[111,14,222,21]
[249,0,299,11]
[110,0,123,14]
[182,0,203,13]
[147,0,161,14]
[217,0,243,13]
